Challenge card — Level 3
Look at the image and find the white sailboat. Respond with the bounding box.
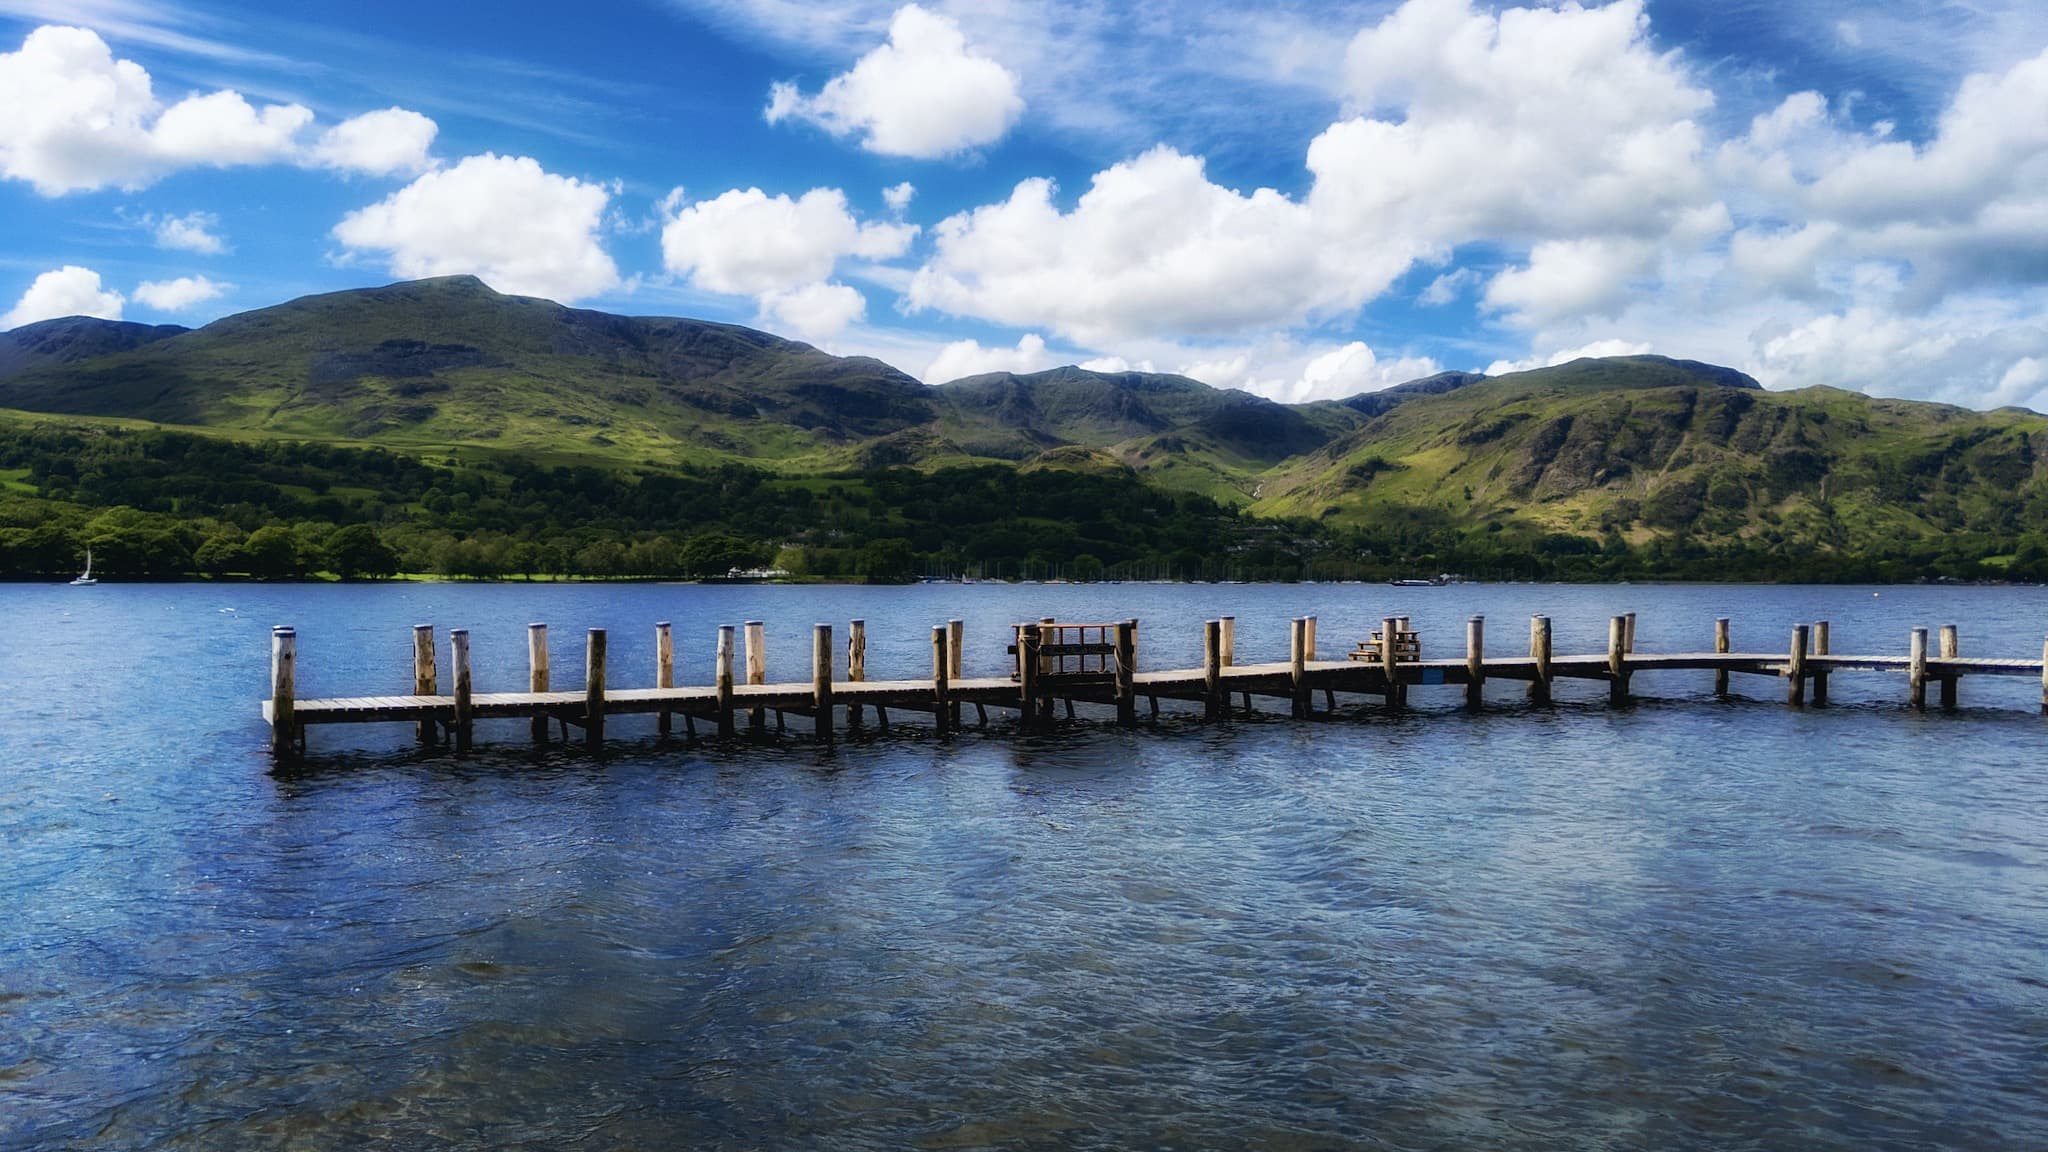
[70,548,96,586]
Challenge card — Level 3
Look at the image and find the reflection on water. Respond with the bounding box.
[2,582,2046,1149]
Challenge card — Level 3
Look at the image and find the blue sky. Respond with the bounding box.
[2,0,2046,408]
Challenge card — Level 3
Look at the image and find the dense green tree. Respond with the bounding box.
[325,524,400,579]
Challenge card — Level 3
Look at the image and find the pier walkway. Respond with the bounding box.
[261,613,2048,759]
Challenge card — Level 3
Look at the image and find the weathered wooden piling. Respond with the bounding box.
[1019,623,1042,732]
[745,621,766,733]
[1038,618,1058,725]
[1714,618,1730,697]
[948,619,964,729]
[656,621,674,738]
[1530,614,1552,704]
[1466,615,1485,710]
[1623,611,1637,654]
[716,624,736,738]
[413,624,436,744]
[1380,616,1399,709]
[1940,624,1959,710]
[1812,621,1830,705]
[1607,615,1629,705]
[847,619,867,727]
[933,624,952,735]
[813,624,834,744]
[529,623,550,743]
[584,629,606,750]
[450,628,473,752]
[1909,627,1929,710]
[1787,624,1808,706]
[1203,619,1224,720]
[1220,616,1235,665]
[1390,616,1409,707]
[1289,617,1309,718]
[270,627,297,759]
[1115,619,1137,727]
[2040,635,2048,715]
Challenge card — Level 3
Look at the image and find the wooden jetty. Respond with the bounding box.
[262,613,2048,759]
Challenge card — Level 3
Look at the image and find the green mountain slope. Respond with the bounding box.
[0,276,936,465]
[5,278,2048,581]
[1254,357,2048,560]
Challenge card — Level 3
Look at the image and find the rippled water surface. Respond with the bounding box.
[4,582,2046,1149]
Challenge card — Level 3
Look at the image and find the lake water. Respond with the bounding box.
[3,581,2046,1149]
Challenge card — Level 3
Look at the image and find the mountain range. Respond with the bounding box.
[5,275,2046,572]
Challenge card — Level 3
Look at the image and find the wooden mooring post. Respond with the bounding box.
[1812,621,1830,706]
[1115,619,1137,727]
[1787,624,1808,706]
[1289,617,1310,718]
[1529,614,1552,705]
[848,619,867,729]
[1940,624,1960,710]
[450,627,473,752]
[1380,615,1399,710]
[814,624,834,745]
[584,628,606,750]
[947,619,964,730]
[656,621,674,739]
[528,623,550,742]
[270,627,297,759]
[745,620,766,734]
[933,624,952,735]
[1607,615,1629,706]
[716,624,736,738]
[1203,619,1223,721]
[413,624,436,744]
[1465,615,1485,710]
[1714,618,1730,697]
[1909,627,1929,711]
[1019,623,1042,733]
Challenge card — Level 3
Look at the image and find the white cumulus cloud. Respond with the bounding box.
[662,186,915,296]
[1485,339,1654,376]
[0,24,439,194]
[766,4,1023,158]
[757,281,868,343]
[332,153,620,302]
[311,107,438,177]
[922,333,1054,382]
[133,274,225,311]
[151,210,226,254]
[883,181,915,213]
[2,265,124,328]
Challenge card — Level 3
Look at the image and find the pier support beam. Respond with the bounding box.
[1115,619,1137,727]
[933,625,952,735]
[1529,615,1552,705]
[1623,612,1637,655]
[1812,621,1830,706]
[1787,624,1808,706]
[529,623,550,743]
[814,624,834,745]
[656,622,674,739]
[1380,616,1399,710]
[584,628,606,750]
[1039,618,1057,727]
[1203,619,1223,721]
[270,627,297,760]
[1607,615,1630,706]
[1019,623,1042,732]
[1714,618,1730,698]
[1940,624,1959,711]
[413,624,436,745]
[450,628,473,753]
[2040,635,2048,715]
[716,625,736,738]
[1909,627,1928,711]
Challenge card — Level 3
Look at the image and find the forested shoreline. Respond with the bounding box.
[3,422,2043,585]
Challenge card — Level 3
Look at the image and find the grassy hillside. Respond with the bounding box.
[4,280,2048,582]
